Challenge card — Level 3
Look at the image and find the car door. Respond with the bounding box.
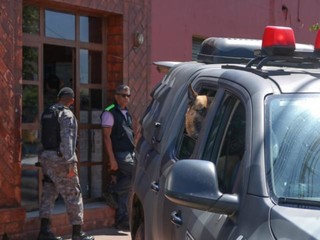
[142,64,204,239]
[151,81,220,239]
[169,89,249,240]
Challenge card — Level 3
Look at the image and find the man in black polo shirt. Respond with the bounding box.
[101,84,135,230]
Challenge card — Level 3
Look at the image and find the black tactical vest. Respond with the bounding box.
[41,105,63,150]
[103,104,135,152]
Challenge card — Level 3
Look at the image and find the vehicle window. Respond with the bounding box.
[141,84,171,141]
[176,86,216,159]
[266,95,320,200]
[217,101,245,193]
[203,94,246,193]
[202,95,236,160]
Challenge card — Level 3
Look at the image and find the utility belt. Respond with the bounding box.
[43,148,63,157]
[35,149,63,167]
[114,151,135,162]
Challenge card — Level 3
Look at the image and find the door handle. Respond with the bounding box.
[170,210,183,226]
[155,122,161,128]
[150,181,159,192]
[153,122,162,143]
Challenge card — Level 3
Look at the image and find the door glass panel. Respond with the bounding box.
[21,168,40,211]
[91,165,102,197]
[202,96,236,160]
[202,94,245,193]
[22,85,39,123]
[79,165,102,199]
[79,129,103,163]
[21,127,40,210]
[80,49,102,84]
[23,5,40,34]
[23,46,39,81]
[80,16,102,43]
[80,89,102,124]
[216,102,245,193]
[44,44,74,108]
[22,129,41,159]
[45,10,75,40]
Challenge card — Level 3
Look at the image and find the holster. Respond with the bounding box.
[43,174,53,183]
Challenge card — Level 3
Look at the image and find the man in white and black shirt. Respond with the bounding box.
[101,84,135,231]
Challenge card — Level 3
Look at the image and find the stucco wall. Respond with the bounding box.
[150,0,320,86]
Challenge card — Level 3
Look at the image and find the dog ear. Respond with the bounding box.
[188,84,198,103]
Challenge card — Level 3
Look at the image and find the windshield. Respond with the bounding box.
[266,95,320,201]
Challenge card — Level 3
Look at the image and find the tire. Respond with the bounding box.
[134,221,145,240]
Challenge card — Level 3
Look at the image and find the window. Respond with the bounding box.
[45,10,75,40]
[43,44,73,109]
[21,44,41,210]
[203,94,246,193]
[80,49,102,84]
[23,5,40,34]
[23,46,39,81]
[80,16,102,43]
[192,36,205,61]
[176,85,217,159]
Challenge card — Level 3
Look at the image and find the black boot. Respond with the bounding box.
[72,225,94,240]
[37,218,64,240]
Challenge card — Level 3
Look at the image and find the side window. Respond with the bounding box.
[204,94,246,193]
[176,85,217,159]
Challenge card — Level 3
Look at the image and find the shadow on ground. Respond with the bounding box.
[63,227,131,240]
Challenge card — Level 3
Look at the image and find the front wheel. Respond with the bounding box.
[134,221,144,240]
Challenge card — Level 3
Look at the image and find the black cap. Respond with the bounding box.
[57,87,74,98]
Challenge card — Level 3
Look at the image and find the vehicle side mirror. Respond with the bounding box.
[165,159,239,215]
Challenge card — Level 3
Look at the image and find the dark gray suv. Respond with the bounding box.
[129,26,320,240]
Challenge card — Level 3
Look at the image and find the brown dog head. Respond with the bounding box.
[185,85,213,139]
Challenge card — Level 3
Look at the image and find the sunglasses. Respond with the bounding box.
[117,93,131,98]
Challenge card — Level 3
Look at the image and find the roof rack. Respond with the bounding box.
[247,51,320,69]
[221,50,320,78]
[220,52,320,81]
[221,64,269,78]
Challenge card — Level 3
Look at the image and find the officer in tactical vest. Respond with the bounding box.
[101,84,135,230]
[38,87,94,240]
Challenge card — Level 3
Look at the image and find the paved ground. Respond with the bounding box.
[63,227,131,240]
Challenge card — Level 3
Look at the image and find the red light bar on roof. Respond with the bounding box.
[262,26,296,56]
[314,30,320,52]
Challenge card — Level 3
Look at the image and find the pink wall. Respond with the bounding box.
[150,0,320,86]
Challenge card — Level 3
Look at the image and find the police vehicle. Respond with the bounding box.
[130,26,320,240]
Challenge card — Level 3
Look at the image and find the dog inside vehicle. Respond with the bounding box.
[185,84,214,139]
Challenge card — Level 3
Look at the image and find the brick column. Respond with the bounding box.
[0,0,26,238]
